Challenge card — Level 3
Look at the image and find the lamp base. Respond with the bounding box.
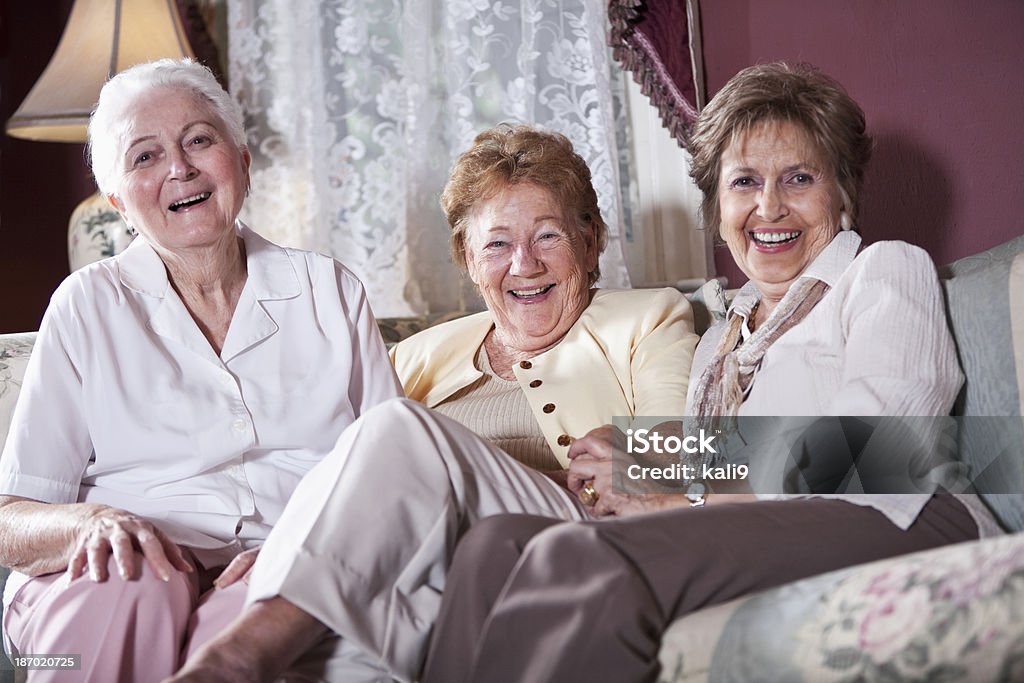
[67,192,134,271]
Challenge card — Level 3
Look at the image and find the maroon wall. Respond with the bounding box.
[0,1,93,333]
[700,0,1024,287]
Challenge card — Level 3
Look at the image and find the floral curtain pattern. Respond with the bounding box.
[227,0,635,316]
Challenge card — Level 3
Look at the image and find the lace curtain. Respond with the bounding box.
[227,0,635,317]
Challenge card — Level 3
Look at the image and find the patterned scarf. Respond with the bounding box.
[691,278,831,428]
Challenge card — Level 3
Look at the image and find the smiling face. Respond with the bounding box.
[718,120,844,299]
[108,87,251,254]
[465,182,598,354]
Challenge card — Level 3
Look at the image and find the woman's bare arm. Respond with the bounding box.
[0,495,94,575]
[0,495,191,580]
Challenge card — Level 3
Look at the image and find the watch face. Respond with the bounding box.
[686,483,707,498]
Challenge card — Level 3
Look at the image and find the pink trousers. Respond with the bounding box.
[3,550,246,683]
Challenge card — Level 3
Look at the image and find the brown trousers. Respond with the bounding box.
[421,495,978,683]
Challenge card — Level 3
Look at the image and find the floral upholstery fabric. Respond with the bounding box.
[0,332,33,679]
[0,333,35,454]
[658,533,1024,683]
[793,535,1024,682]
[376,313,470,348]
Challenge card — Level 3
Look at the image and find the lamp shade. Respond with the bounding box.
[6,0,194,143]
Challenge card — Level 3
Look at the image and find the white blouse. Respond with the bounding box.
[687,232,1001,536]
[0,224,403,567]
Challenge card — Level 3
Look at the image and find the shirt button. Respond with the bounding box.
[529,379,542,388]
[543,403,555,414]
[519,360,532,369]
[232,419,247,432]
[557,434,573,447]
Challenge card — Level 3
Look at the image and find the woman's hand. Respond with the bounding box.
[213,547,260,589]
[67,506,192,582]
[567,425,638,517]
[568,424,711,517]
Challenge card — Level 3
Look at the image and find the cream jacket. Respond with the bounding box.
[391,288,698,467]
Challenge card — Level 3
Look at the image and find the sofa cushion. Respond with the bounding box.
[377,313,469,348]
[1011,250,1024,415]
[940,235,1024,532]
[683,278,729,336]
[941,235,1024,416]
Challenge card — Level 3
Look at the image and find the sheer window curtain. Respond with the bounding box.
[227,0,639,317]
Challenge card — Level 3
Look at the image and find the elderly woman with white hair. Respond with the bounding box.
[0,59,403,680]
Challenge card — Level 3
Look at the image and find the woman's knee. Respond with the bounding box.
[359,396,426,429]
[345,398,438,456]
[346,397,479,472]
[453,515,560,578]
[82,553,192,607]
[518,522,632,585]
[8,553,194,652]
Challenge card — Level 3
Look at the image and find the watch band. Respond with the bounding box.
[686,482,707,508]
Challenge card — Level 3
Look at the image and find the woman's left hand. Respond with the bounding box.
[568,425,693,517]
[213,547,260,589]
[567,426,616,516]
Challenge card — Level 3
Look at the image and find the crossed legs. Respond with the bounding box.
[422,495,979,683]
[173,398,588,682]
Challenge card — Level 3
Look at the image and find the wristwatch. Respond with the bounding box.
[686,482,708,508]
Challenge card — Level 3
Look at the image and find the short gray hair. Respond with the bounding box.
[88,58,246,196]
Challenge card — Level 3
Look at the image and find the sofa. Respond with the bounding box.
[2,234,1023,681]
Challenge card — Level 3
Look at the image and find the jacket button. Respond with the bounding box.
[557,434,573,446]
[529,379,542,388]
[520,360,532,369]
[543,403,555,413]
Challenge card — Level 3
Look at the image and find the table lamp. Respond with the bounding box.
[5,0,195,269]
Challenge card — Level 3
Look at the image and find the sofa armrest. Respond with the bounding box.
[658,533,1024,682]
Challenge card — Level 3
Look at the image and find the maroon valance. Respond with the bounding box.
[609,0,703,147]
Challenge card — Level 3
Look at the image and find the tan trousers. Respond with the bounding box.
[246,397,590,682]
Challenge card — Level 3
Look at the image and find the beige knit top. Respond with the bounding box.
[433,347,560,472]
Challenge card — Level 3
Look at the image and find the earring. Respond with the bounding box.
[840,211,853,231]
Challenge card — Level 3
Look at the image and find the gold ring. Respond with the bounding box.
[579,481,599,506]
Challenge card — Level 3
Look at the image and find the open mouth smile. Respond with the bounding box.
[168,192,212,212]
[750,230,800,247]
[509,284,555,300]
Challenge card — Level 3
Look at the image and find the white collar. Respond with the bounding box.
[116,221,301,301]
